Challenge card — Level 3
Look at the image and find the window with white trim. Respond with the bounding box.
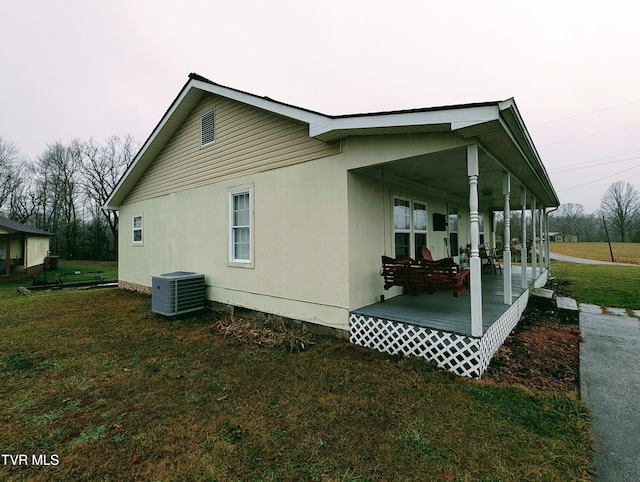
[393,197,427,259]
[201,109,216,146]
[229,188,252,263]
[132,214,143,245]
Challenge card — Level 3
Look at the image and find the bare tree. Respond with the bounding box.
[0,137,21,212]
[550,203,585,240]
[3,136,136,260]
[9,162,40,223]
[599,181,640,242]
[33,141,83,257]
[80,135,136,259]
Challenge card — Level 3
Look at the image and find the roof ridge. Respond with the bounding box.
[188,72,507,119]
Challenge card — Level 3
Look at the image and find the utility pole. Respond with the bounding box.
[602,216,615,262]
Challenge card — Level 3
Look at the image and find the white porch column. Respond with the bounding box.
[531,197,537,277]
[467,145,483,337]
[521,189,527,290]
[502,173,512,304]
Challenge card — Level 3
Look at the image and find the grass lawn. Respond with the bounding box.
[550,242,640,265]
[0,276,592,480]
[40,260,118,282]
[551,261,640,310]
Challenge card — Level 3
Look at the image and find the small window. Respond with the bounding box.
[132,214,143,245]
[229,187,253,264]
[201,109,216,146]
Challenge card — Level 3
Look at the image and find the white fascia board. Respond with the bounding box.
[309,104,499,138]
[190,79,332,128]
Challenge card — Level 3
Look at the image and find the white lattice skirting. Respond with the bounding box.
[349,278,542,378]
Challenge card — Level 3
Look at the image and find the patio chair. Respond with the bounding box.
[480,245,502,275]
[421,246,434,261]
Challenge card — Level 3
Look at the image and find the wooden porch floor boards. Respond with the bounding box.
[352,267,538,337]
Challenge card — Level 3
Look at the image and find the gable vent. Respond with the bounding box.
[201,109,216,146]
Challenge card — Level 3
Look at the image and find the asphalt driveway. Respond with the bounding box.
[580,304,640,481]
[550,252,640,266]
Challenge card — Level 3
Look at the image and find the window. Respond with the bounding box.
[132,214,143,245]
[393,197,427,259]
[229,187,253,264]
[413,202,428,258]
[393,198,410,258]
[201,109,216,146]
[448,206,459,256]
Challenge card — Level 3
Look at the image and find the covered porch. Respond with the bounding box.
[342,100,559,378]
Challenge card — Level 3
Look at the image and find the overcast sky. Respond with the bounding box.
[1,0,638,213]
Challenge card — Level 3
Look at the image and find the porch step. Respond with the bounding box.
[530,288,555,309]
[556,296,580,324]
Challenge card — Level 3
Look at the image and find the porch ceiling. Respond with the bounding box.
[334,101,559,210]
[355,146,530,212]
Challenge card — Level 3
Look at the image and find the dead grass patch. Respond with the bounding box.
[211,309,314,352]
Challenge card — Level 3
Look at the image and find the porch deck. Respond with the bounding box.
[349,266,548,378]
[352,267,537,337]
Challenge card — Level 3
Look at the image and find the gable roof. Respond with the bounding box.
[105,73,559,209]
[0,217,54,236]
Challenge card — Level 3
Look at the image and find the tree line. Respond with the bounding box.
[0,136,136,260]
[495,180,640,244]
[550,181,640,243]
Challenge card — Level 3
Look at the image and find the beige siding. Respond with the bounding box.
[118,152,350,330]
[26,237,50,268]
[125,95,340,204]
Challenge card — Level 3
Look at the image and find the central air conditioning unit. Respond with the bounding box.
[151,271,205,316]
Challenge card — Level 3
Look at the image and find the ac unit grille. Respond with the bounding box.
[152,272,205,316]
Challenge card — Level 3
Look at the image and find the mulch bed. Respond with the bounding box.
[484,304,582,392]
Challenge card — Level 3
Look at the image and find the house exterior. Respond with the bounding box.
[0,217,53,282]
[550,233,578,242]
[106,73,560,377]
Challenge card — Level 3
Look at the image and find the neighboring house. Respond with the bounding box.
[106,73,560,377]
[0,217,54,282]
[550,232,578,242]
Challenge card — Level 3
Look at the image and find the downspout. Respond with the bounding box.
[546,207,558,276]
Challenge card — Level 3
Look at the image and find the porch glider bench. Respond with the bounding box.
[381,256,470,297]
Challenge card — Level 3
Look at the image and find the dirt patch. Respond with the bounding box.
[484,305,582,392]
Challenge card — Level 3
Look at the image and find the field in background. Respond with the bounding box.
[549,242,640,265]
[0,283,592,481]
